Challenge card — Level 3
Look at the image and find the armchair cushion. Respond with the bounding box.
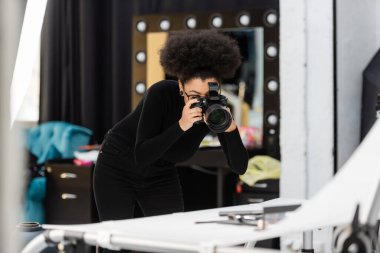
[26,121,92,164]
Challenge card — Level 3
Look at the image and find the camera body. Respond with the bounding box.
[190,82,232,133]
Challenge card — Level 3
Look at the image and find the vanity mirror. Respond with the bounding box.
[131,8,279,158]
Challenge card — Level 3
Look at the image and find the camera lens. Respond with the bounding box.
[208,109,226,125]
[205,104,232,133]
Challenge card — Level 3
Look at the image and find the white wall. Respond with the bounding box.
[280,0,334,206]
[304,0,335,198]
[280,0,334,252]
[280,0,308,200]
[336,0,380,169]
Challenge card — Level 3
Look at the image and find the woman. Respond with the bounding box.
[93,30,248,227]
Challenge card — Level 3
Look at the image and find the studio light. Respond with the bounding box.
[135,51,146,63]
[186,17,197,29]
[211,15,223,28]
[238,13,250,26]
[159,19,171,31]
[266,79,279,92]
[135,82,146,94]
[136,20,147,32]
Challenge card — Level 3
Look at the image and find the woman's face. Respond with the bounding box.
[179,77,218,104]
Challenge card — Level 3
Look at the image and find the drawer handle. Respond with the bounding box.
[60,173,77,179]
[61,193,77,200]
[247,198,264,203]
[253,183,268,189]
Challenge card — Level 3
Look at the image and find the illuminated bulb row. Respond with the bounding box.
[266,78,279,131]
[135,11,278,32]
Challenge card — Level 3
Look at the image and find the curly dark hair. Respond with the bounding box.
[159,30,242,84]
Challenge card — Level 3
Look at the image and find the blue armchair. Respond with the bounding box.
[26,121,93,164]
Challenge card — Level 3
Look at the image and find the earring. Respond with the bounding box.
[179,90,184,96]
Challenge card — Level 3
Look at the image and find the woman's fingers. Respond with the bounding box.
[190,110,202,114]
[191,116,203,122]
[186,99,199,108]
[179,99,204,131]
[189,108,202,114]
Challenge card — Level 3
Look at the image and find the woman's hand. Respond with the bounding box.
[179,99,203,131]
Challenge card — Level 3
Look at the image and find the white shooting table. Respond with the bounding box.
[37,198,302,253]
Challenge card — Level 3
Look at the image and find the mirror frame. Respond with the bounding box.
[131,8,280,159]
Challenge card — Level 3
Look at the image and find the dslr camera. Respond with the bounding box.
[190,82,232,133]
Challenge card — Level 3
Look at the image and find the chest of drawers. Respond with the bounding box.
[45,163,98,224]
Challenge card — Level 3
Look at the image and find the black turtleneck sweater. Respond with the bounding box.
[109,80,248,175]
